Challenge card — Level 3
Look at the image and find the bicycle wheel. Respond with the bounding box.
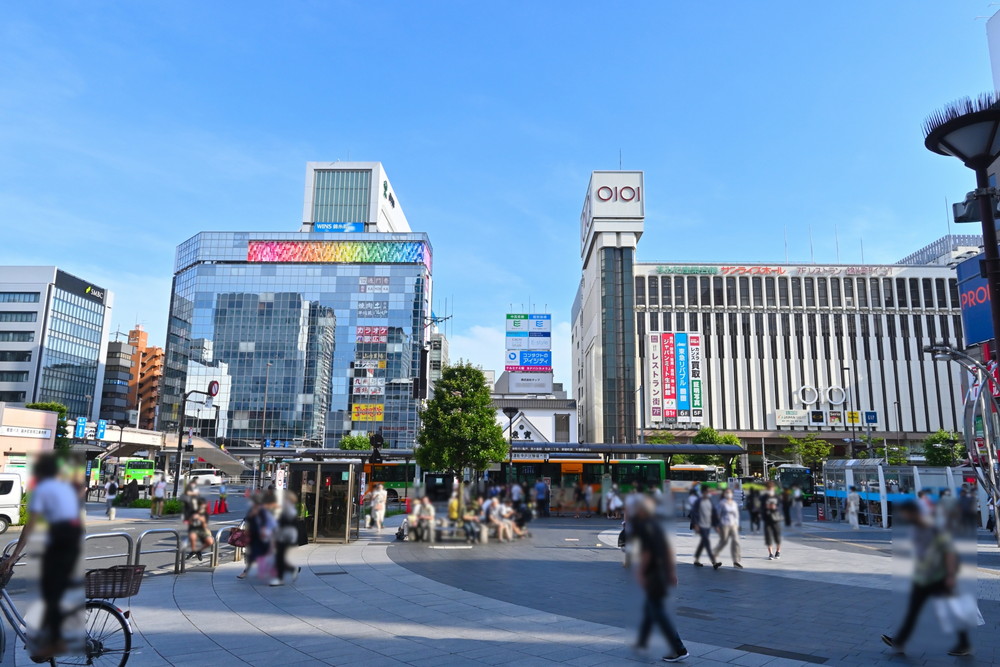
[50,600,131,667]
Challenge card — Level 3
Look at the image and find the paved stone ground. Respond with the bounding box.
[0,515,996,665]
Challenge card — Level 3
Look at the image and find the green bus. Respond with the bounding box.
[119,458,156,485]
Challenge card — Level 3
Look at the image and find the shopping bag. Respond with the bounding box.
[256,554,276,582]
[934,594,985,634]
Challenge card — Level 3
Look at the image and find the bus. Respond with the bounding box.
[667,465,727,495]
[774,464,815,504]
[363,462,417,501]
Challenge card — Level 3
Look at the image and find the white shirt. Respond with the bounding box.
[153,480,167,499]
[511,484,524,502]
[29,478,79,523]
[105,481,118,498]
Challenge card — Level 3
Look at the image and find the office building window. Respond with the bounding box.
[844,278,855,307]
[311,169,371,223]
[0,371,28,382]
[935,279,947,309]
[0,312,37,322]
[726,277,736,306]
[0,331,33,342]
[649,312,659,332]
[634,277,646,307]
[660,277,671,307]
[870,278,881,308]
[883,278,895,307]
[674,277,685,306]
[831,279,842,307]
[778,277,789,306]
[765,277,776,307]
[817,278,828,307]
[948,279,959,310]
[0,391,25,402]
[909,278,921,308]
[687,277,699,307]
[895,279,907,308]
[857,279,868,307]
[739,277,749,307]
[700,277,711,307]
[662,313,672,331]
[804,278,815,307]
[791,277,802,307]
[648,276,659,306]
[0,351,31,362]
[555,414,570,442]
[712,277,724,306]
[0,293,40,303]
[923,278,934,308]
[752,277,763,307]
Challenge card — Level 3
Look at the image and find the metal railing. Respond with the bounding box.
[210,524,244,568]
[84,531,134,566]
[134,528,186,574]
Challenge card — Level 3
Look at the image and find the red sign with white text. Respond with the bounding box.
[662,333,677,419]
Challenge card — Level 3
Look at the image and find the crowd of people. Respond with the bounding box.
[402,483,535,544]
[235,488,302,586]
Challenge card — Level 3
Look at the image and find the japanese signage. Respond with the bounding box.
[655,266,719,275]
[357,301,389,318]
[675,334,690,421]
[351,404,384,422]
[649,265,895,277]
[508,373,553,393]
[775,410,809,426]
[846,411,861,425]
[647,334,663,423]
[359,276,390,293]
[689,335,703,421]
[315,222,365,232]
[0,425,52,439]
[662,334,676,419]
[505,314,554,392]
[352,377,386,396]
[956,251,992,346]
[356,326,388,343]
[354,358,387,370]
[506,314,551,350]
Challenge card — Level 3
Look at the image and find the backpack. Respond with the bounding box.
[108,482,118,496]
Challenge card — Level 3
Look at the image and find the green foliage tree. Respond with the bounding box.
[646,431,683,463]
[339,434,371,450]
[416,363,506,508]
[25,402,70,453]
[922,429,964,467]
[783,433,833,470]
[689,427,741,472]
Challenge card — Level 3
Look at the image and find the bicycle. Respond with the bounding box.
[0,555,139,666]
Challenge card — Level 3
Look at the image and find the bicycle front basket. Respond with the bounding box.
[85,564,146,598]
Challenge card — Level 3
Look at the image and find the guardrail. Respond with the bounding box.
[210,524,244,568]
[134,528,186,574]
[84,531,135,566]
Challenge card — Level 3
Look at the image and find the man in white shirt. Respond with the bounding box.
[846,486,861,530]
[371,484,388,532]
[2,454,83,656]
[151,475,167,519]
[104,477,119,520]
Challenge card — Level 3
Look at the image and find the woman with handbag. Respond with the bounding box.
[237,492,276,580]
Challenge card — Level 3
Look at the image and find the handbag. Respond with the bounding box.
[934,594,985,634]
[227,526,250,548]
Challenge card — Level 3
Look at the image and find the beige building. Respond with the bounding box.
[0,402,56,470]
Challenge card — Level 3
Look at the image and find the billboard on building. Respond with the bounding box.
[351,404,384,422]
[675,334,690,421]
[662,334,676,419]
[647,334,663,423]
[775,410,809,426]
[505,313,554,393]
[689,335,703,423]
[957,252,993,346]
[508,372,553,393]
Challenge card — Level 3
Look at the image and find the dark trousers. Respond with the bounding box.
[694,527,714,562]
[42,522,82,641]
[895,581,970,648]
[538,497,549,517]
[463,520,479,541]
[637,593,685,654]
[274,542,294,580]
[749,511,761,532]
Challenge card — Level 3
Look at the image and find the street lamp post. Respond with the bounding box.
[893,400,902,453]
[924,95,1000,350]
[842,366,857,457]
[502,406,517,485]
[256,362,273,490]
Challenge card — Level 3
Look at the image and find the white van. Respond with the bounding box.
[0,473,24,533]
[187,469,224,486]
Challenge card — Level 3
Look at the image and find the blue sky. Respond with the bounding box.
[0,1,996,389]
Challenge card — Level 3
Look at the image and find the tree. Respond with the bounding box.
[783,433,833,470]
[339,434,371,450]
[646,431,683,463]
[689,427,741,471]
[25,402,70,453]
[416,363,506,508]
[922,429,964,467]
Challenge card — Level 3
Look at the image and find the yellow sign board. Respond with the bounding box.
[846,411,861,425]
[351,404,384,422]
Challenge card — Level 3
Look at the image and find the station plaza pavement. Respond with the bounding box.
[3,512,999,666]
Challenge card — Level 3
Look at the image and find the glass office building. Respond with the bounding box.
[161,232,432,449]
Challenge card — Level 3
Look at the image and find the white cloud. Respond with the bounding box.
[448,321,572,391]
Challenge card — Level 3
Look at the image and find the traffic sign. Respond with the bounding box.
[74,418,87,439]
[208,380,220,397]
[96,419,107,439]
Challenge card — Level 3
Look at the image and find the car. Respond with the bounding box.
[187,468,224,485]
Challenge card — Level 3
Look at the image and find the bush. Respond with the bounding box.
[162,499,183,515]
[129,498,152,509]
[19,493,27,526]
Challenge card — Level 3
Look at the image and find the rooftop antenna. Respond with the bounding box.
[809,226,815,263]
[860,237,866,264]
[835,225,841,263]
[945,196,952,239]
[784,226,789,263]
[619,149,622,170]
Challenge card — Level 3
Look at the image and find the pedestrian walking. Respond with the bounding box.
[781,487,793,527]
[761,481,783,560]
[747,488,762,534]
[631,497,689,663]
[2,454,83,658]
[182,482,214,561]
[371,483,388,531]
[689,484,721,569]
[534,478,549,517]
[714,488,742,568]
[270,491,300,586]
[846,486,861,530]
[881,500,974,657]
[791,484,804,527]
[238,492,275,579]
[151,474,167,518]
[104,476,119,520]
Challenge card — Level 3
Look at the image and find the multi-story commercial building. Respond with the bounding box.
[572,170,973,460]
[99,339,135,424]
[428,327,449,388]
[491,373,577,444]
[161,162,432,449]
[0,267,113,419]
[571,171,644,444]
[126,326,163,429]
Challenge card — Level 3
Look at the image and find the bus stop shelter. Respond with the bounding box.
[286,460,361,543]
